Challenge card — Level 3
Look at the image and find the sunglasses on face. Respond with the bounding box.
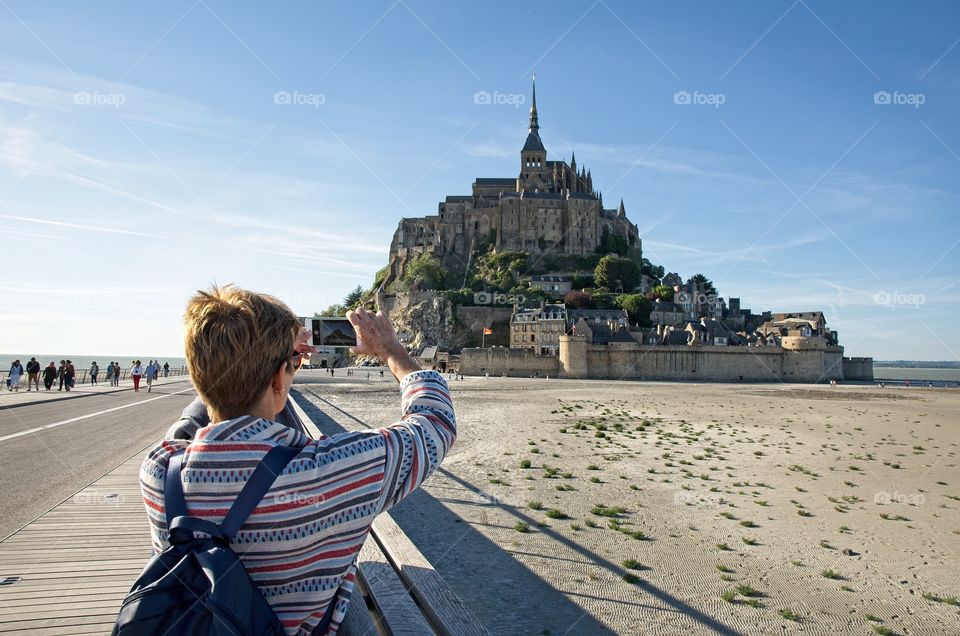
[282,351,309,373]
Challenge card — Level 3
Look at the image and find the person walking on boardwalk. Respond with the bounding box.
[42,362,57,391]
[134,285,456,635]
[113,361,121,386]
[144,360,155,393]
[153,361,160,381]
[57,360,66,390]
[65,360,75,391]
[163,361,169,377]
[25,357,40,391]
[7,360,23,391]
[130,360,143,392]
[106,361,115,386]
[90,361,99,385]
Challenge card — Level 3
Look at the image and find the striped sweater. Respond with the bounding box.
[139,369,456,635]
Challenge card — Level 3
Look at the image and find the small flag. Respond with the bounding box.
[482,328,493,335]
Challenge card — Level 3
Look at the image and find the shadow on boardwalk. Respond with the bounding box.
[293,388,740,636]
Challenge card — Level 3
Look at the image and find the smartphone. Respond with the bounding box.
[306,317,357,348]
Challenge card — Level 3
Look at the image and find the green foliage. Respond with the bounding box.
[443,287,476,306]
[402,253,448,290]
[471,249,527,291]
[594,255,640,291]
[343,285,364,310]
[652,284,674,302]
[371,266,389,291]
[616,294,652,327]
[597,226,629,256]
[315,304,346,317]
[687,273,717,296]
[641,258,664,280]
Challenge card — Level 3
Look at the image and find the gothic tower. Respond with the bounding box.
[519,74,547,192]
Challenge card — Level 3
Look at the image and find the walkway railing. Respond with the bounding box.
[3,366,189,389]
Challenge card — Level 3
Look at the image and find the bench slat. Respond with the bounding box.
[357,537,435,635]
[371,515,487,636]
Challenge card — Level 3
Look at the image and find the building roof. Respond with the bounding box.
[570,308,629,323]
[651,301,682,313]
[474,178,515,185]
[568,192,597,200]
[522,131,546,153]
[663,330,690,345]
[417,345,438,359]
[445,195,472,202]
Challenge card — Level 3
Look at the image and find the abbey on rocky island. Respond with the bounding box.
[385,77,641,285]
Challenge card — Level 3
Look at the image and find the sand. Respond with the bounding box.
[295,372,960,636]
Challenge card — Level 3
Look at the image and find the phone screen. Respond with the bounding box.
[307,317,357,347]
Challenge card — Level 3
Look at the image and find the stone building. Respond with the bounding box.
[510,303,567,355]
[385,77,641,285]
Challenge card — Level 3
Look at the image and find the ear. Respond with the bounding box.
[272,363,287,394]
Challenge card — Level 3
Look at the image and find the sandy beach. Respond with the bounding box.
[296,373,959,636]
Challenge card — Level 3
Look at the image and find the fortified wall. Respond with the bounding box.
[460,335,873,383]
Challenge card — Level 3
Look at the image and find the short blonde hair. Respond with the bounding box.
[184,284,300,421]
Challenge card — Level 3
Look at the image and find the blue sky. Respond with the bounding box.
[0,1,957,360]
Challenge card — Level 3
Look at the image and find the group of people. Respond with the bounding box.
[128,360,167,392]
[6,358,172,392]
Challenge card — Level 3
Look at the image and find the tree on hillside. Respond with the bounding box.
[402,253,448,290]
[343,285,364,310]
[641,258,665,281]
[315,304,346,317]
[652,284,674,302]
[597,227,629,256]
[594,254,640,292]
[616,293,653,327]
[687,273,717,296]
[564,290,594,309]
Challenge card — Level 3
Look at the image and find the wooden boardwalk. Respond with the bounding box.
[0,392,486,635]
[0,457,149,634]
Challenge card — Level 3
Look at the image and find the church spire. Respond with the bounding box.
[528,73,539,133]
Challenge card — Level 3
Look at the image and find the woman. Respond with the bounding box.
[57,360,67,391]
[106,361,115,386]
[42,362,58,391]
[113,362,121,386]
[137,285,456,635]
[7,360,22,391]
[65,360,75,391]
[90,361,99,385]
[130,360,143,392]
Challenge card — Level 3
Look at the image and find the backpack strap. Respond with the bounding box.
[219,445,301,540]
[164,445,301,541]
[163,449,188,528]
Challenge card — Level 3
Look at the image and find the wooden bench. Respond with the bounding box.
[289,392,487,636]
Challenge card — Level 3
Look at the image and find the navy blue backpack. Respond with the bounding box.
[112,445,333,635]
